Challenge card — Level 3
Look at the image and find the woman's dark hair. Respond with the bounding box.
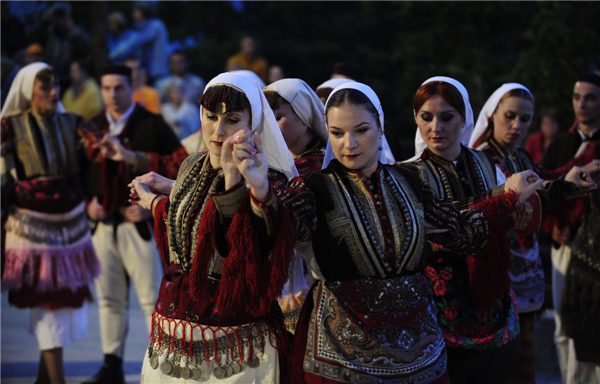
[199,85,251,118]
[316,87,333,105]
[263,90,290,111]
[413,81,465,121]
[35,68,58,86]
[324,88,380,129]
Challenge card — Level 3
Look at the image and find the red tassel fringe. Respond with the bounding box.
[153,197,171,274]
[217,197,295,317]
[189,198,217,303]
[468,190,519,310]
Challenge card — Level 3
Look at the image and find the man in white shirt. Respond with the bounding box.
[84,65,183,384]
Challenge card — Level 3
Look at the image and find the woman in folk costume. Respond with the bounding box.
[264,78,329,175]
[402,77,593,383]
[129,72,300,383]
[263,78,327,334]
[469,83,598,383]
[1,62,100,384]
[226,81,552,384]
[316,78,396,165]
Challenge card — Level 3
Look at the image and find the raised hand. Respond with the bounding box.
[93,134,136,164]
[230,129,269,201]
[504,170,544,202]
[134,172,176,195]
[564,166,597,195]
[128,179,157,211]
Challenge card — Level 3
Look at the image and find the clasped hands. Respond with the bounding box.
[505,166,596,203]
[128,128,269,211]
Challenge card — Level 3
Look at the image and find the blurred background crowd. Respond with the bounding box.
[2,1,599,159]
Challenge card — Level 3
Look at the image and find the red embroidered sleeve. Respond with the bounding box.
[134,146,189,179]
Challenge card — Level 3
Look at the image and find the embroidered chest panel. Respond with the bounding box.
[303,276,447,383]
[320,166,425,278]
[8,112,80,178]
[411,149,497,201]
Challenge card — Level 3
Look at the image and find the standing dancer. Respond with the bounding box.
[1,62,100,384]
[130,72,298,383]
[228,82,559,384]
[470,82,598,384]
[405,77,591,383]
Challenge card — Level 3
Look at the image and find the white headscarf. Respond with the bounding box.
[229,70,266,89]
[264,78,328,144]
[321,82,395,169]
[202,72,298,179]
[316,78,355,91]
[469,83,533,149]
[1,62,65,119]
[412,76,474,160]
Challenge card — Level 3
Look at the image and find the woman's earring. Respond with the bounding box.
[378,145,383,151]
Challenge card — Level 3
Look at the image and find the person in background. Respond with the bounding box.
[23,43,46,66]
[109,2,169,83]
[107,11,140,65]
[226,34,268,83]
[83,65,185,384]
[61,60,103,119]
[542,73,600,384]
[330,62,367,83]
[155,50,206,104]
[125,57,161,115]
[315,78,355,104]
[161,78,200,140]
[267,65,285,84]
[1,62,100,384]
[524,107,562,164]
[25,2,91,90]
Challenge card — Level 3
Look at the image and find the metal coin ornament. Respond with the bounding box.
[231,361,242,374]
[258,352,269,366]
[160,360,173,375]
[181,366,191,380]
[200,370,211,381]
[218,102,227,114]
[248,356,260,369]
[200,360,214,373]
[224,365,233,378]
[171,365,182,378]
[213,366,225,380]
[191,368,203,381]
[150,354,159,370]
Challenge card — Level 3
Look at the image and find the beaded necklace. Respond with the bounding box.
[168,155,212,270]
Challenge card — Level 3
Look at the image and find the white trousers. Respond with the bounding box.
[552,244,600,384]
[92,221,162,358]
[30,304,88,351]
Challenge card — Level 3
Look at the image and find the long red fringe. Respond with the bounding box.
[216,196,295,317]
[153,197,171,274]
[189,198,217,303]
[468,190,519,310]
